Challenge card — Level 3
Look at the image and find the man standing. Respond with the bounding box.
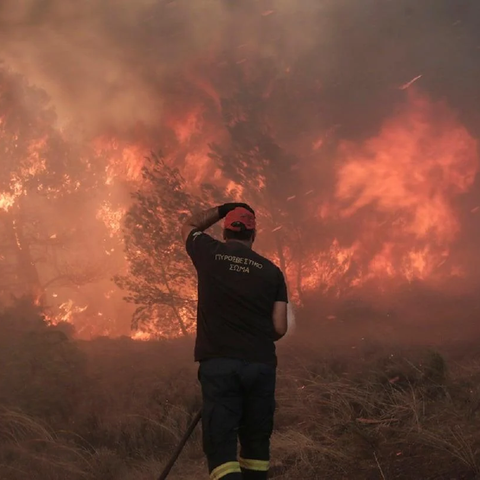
[182,202,288,480]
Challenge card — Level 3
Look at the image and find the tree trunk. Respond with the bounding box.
[159,263,189,336]
[265,192,291,295]
[3,207,46,306]
[295,229,305,305]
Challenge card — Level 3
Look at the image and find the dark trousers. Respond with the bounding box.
[198,358,276,480]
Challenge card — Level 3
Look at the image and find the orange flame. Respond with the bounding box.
[0,191,18,211]
[2,58,479,340]
[331,90,477,287]
[131,330,153,341]
[93,137,147,185]
[96,202,126,237]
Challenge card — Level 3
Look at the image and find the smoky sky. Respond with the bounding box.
[1,0,480,137]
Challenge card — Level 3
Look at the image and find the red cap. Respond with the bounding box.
[224,207,256,231]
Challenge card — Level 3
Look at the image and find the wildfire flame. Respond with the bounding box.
[1,63,478,339]
[325,90,477,290]
[131,330,152,341]
[55,300,88,324]
[0,191,18,211]
[96,202,126,237]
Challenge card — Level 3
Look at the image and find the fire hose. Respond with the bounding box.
[157,409,202,480]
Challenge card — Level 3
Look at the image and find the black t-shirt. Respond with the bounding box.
[186,229,288,366]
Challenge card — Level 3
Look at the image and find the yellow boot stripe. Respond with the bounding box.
[238,457,270,471]
[210,461,241,480]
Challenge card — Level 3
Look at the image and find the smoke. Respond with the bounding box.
[0,0,217,130]
[0,0,325,132]
[2,0,478,136]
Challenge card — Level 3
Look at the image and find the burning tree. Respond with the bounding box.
[115,152,225,337]
[209,62,309,300]
[0,68,113,308]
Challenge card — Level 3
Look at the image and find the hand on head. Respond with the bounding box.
[218,202,255,218]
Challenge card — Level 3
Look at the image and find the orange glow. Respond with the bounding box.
[337,92,476,236]
[0,137,49,211]
[56,300,88,323]
[299,240,360,294]
[170,107,204,144]
[96,202,126,237]
[285,91,479,300]
[2,55,479,340]
[45,300,87,328]
[0,191,18,211]
[330,90,478,287]
[164,105,227,187]
[0,175,26,212]
[131,330,153,341]
[93,137,147,185]
[26,137,48,174]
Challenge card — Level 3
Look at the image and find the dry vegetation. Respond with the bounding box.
[1,299,480,480]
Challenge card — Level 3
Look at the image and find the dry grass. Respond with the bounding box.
[1,302,480,479]
[268,348,480,479]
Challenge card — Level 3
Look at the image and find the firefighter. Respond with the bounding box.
[181,202,288,480]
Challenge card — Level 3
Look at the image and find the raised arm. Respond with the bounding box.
[181,207,221,243]
[181,203,255,243]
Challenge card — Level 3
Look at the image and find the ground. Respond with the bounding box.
[1,304,480,480]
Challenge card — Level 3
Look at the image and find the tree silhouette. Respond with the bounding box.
[0,67,111,306]
[115,152,224,336]
[209,62,307,299]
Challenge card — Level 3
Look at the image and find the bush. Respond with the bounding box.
[0,298,87,424]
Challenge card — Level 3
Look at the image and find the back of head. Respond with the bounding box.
[223,206,256,244]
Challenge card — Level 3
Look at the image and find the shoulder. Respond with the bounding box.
[253,251,283,274]
[185,229,222,259]
[186,229,219,247]
[264,257,286,283]
[189,229,205,242]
